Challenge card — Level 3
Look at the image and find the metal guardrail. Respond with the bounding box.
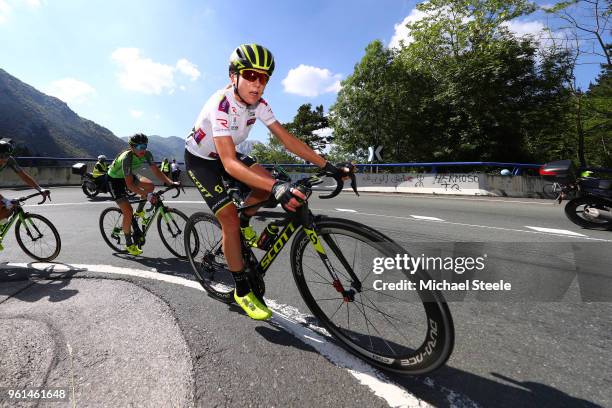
[13,157,612,174]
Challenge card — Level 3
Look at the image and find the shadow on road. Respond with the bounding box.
[0,262,84,303]
[383,361,601,408]
[110,253,195,280]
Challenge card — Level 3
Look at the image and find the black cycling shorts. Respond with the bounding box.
[185,149,256,215]
[108,175,139,202]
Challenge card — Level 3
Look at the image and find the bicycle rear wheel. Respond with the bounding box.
[157,208,193,259]
[185,212,235,303]
[290,217,454,375]
[99,207,127,253]
[15,213,61,262]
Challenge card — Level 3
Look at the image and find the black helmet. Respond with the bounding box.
[229,44,275,77]
[0,139,14,155]
[128,133,148,146]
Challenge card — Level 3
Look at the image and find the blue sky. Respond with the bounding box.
[0,0,608,143]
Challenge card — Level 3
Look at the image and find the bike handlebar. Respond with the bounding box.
[16,191,50,205]
[285,165,359,201]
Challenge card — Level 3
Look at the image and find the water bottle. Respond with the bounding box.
[257,224,280,251]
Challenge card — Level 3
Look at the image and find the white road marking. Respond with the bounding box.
[4,262,478,408]
[357,192,555,205]
[312,209,611,243]
[525,226,587,237]
[410,215,445,221]
[336,208,357,213]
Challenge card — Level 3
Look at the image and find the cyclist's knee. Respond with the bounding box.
[216,206,240,231]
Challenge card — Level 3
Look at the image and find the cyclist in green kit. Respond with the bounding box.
[107,134,179,255]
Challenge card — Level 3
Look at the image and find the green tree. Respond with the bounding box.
[542,0,611,166]
[331,1,574,164]
[283,104,330,153]
[582,67,612,167]
[250,133,302,164]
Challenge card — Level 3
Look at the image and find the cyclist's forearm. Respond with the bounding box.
[224,158,275,191]
[151,166,173,185]
[17,171,43,191]
[269,123,326,167]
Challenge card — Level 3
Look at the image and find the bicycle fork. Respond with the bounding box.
[302,225,362,303]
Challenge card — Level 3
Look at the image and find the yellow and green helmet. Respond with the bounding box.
[229,44,275,77]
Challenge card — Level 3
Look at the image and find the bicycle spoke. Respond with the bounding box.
[360,295,417,348]
[328,300,345,321]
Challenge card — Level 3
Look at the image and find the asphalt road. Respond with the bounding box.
[0,186,610,408]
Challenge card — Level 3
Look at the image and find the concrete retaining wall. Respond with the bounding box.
[1,167,552,198]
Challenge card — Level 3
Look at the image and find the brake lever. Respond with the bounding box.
[37,192,49,205]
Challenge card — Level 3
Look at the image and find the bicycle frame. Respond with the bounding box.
[130,200,173,240]
[240,202,361,301]
[0,207,25,240]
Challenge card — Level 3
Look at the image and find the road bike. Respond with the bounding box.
[184,170,454,375]
[0,191,61,261]
[98,185,193,258]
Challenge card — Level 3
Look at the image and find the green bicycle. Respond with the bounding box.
[185,169,454,375]
[99,185,194,258]
[0,191,61,261]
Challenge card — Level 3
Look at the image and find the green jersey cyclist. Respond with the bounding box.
[107,134,179,255]
[0,139,51,250]
[185,44,351,320]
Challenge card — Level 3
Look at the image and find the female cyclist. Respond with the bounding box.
[185,44,349,320]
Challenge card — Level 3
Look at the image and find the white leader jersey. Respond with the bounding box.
[185,88,277,159]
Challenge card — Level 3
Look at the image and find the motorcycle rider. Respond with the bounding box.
[92,155,109,189]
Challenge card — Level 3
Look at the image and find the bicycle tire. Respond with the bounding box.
[99,207,128,253]
[15,213,61,262]
[157,208,192,259]
[185,212,235,303]
[290,217,454,375]
[565,196,612,231]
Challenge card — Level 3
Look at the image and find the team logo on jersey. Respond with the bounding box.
[229,114,239,130]
[194,128,206,144]
[218,97,230,114]
[217,118,228,128]
[246,118,256,126]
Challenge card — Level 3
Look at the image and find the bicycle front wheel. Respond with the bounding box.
[157,208,192,259]
[99,207,127,253]
[15,213,61,262]
[290,217,454,375]
[185,212,234,303]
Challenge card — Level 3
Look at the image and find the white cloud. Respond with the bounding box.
[282,65,342,97]
[112,48,175,95]
[0,0,43,23]
[44,78,96,105]
[176,59,201,81]
[313,127,333,138]
[111,48,201,95]
[389,7,429,49]
[130,110,143,118]
[0,0,12,24]
[24,0,42,8]
[503,19,546,39]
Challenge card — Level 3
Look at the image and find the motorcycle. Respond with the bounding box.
[540,160,612,231]
[72,163,136,199]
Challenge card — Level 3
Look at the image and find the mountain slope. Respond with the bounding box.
[0,68,123,157]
